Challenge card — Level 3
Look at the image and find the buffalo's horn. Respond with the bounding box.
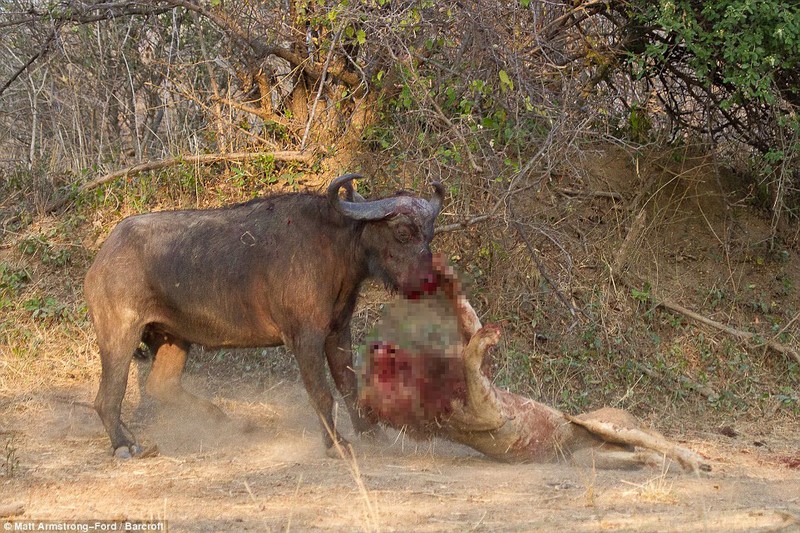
[351,189,366,203]
[429,181,445,216]
[328,174,444,221]
[334,174,365,203]
[328,174,398,220]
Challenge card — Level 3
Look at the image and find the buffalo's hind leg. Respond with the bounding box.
[143,332,227,422]
[94,327,143,459]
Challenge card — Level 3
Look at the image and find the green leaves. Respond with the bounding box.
[633,0,800,106]
[628,0,800,216]
[498,70,514,92]
[630,282,652,304]
[344,25,366,45]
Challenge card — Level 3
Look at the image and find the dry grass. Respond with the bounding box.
[324,416,382,532]
[578,463,598,507]
[621,466,678,505]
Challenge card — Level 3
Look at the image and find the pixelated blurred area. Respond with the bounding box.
[358,292,466,431]
[370,294,460,355]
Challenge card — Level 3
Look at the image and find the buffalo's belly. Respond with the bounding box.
[151,305,285,349]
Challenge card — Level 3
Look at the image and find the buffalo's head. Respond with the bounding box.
[328,174,444,297]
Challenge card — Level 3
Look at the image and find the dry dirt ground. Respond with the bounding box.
[2,369,799,533]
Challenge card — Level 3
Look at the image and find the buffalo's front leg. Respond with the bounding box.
[145,335,227,421]
[325,325,378,435]
[290,332,350,457]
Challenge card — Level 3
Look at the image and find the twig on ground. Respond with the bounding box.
[656,298,800,365]
[620,274,800,366]
[555,187,623,201]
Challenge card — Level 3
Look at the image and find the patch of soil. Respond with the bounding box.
[2,376,800,532]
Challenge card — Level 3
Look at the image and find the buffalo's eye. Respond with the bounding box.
[396,226,413,243]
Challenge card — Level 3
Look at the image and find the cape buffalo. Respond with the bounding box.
[84,174,444,458]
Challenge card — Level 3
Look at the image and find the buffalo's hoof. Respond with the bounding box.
[112,443,160,459]
[326,441,353,460]
[113,444,140,460]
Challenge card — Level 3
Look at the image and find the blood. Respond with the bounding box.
[780,455,800,469]
[362,341,466,429]
[403,272,440,300]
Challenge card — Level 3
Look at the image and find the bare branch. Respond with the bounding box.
[656,298,800,366]
[555,187,623,201]
[0,2,172,28]
[45,150,314,213]
[435,213,496,234]
[301,27,342,151]
[620,274,800,366]
[165,0,361,87]
[0,28,58,98]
